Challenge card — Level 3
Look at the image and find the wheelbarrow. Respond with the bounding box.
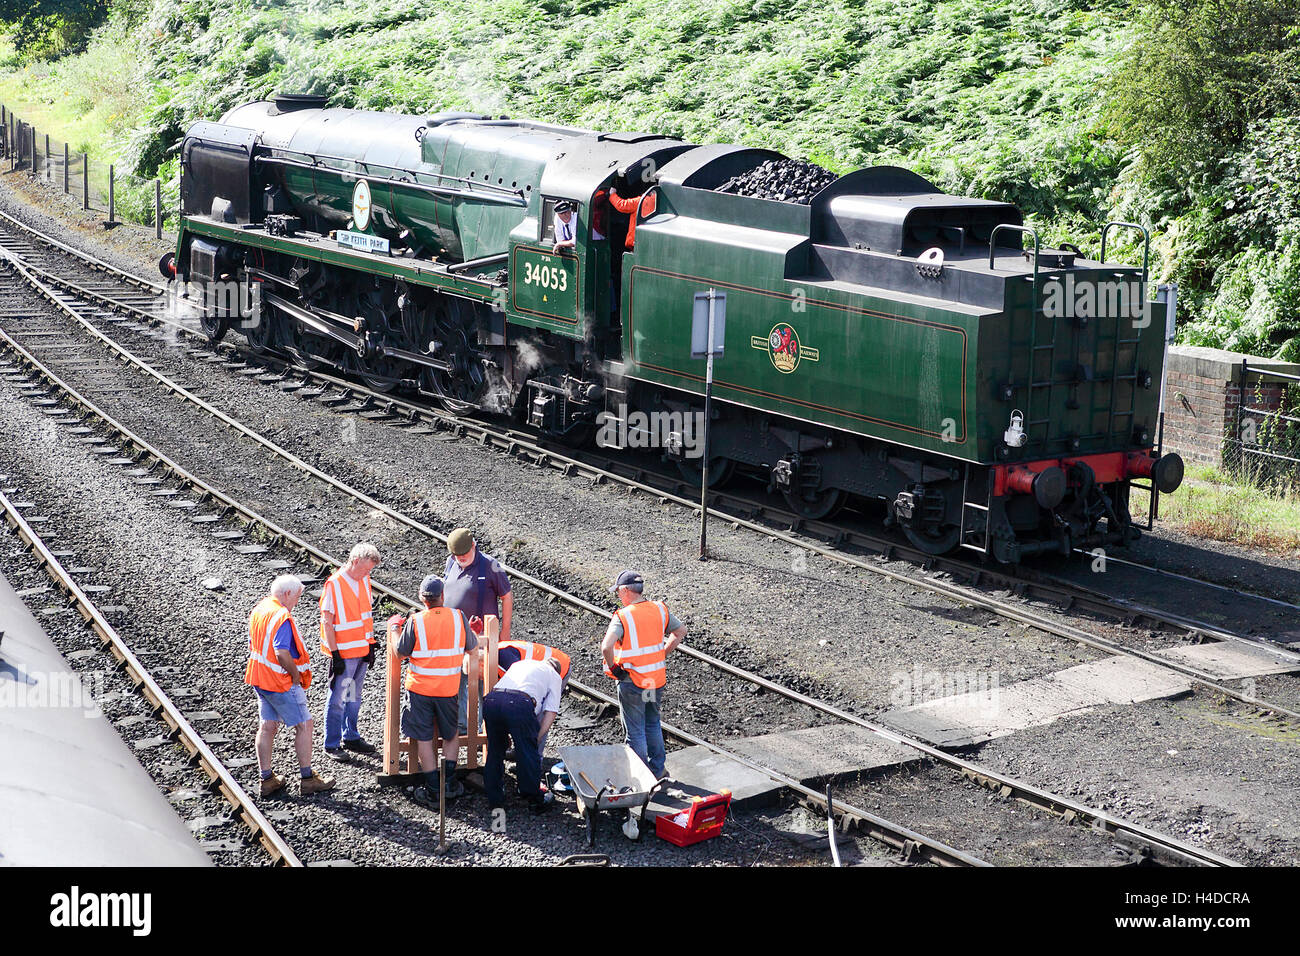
[557,745,669,848]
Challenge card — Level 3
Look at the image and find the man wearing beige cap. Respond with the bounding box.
[444,527,513,734]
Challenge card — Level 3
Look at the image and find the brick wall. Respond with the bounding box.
[1161,346,1299,466]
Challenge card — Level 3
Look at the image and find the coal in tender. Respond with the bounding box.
[716,158,838,205]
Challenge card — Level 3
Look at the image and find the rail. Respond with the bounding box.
[0,482,301,866]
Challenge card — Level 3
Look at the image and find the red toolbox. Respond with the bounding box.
[655,790,732,847]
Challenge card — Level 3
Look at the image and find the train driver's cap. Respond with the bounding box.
[611,570,644,594]
[420,575,444,600]
[554,200,574,213]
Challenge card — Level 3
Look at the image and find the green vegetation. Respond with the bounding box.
[0,0,110,60]
[0,0,1298,351]
[1131,463,1300,552]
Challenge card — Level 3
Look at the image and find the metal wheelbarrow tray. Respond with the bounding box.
[557,744,668,847]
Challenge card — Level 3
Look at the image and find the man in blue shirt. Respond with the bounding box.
[444,527,512,734]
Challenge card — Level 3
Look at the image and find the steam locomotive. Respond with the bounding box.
[167,94,1184,562]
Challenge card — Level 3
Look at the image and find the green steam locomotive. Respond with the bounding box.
[167,94,1184,562]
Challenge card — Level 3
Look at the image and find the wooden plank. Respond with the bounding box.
[382,645,401,777]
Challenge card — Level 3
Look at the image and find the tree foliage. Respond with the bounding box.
[1105,0,1300,172]
[0,0,110,59]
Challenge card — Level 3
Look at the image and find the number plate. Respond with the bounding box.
[511,245,579,325]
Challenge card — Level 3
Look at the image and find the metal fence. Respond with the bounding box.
[1,104,167,239]
[1229,360,1300,491]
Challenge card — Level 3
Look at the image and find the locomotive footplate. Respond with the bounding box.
[181,217,504,303]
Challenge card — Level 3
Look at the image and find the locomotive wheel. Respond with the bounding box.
[675,455,735,488]
[241,301,273,353]
[902,522,962,555]
[422,333,487,415]
[335,284,408,393]
[198,310,229,345]
[782,486,847,521]
[425,367,480,415]
[346,349,405,394]
[282,321,328,371]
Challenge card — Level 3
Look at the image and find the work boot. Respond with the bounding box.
[342,738,376,754]
[300,772,337,796]
[411,786,438,810]
[260,773,287,798]
[442,759,464,800]
[530,791,555,815]
[323,747,349,763]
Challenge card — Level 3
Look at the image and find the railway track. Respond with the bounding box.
[0,484,301,866]
[1,209,1296,724]
[0,245,1245,867]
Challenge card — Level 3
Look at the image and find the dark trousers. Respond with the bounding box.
[483,689,543,806]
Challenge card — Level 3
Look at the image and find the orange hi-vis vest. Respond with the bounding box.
[605,600,668,689]
[245,596,312,693]
[499,640,570,679]
[320,569,374,658]
[406,607,466,698]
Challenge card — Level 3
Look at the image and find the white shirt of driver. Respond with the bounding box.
[494,658,562,717]
[554,212,575,244]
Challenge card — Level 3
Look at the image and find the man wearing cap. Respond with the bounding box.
[602,570,687,778]
[388,575,479,807]
[482,656,564,815]
[444,528,512,735]
[320,542,381,761]
[552,201,577,254]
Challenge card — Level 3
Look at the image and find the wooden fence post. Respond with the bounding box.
[63,142,69,194]
[82,154,89,210]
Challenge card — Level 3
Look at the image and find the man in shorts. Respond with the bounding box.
[388,575,479,807]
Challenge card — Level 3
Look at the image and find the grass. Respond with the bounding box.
[0,20,175,226]
[0,20,139,163]
[1132,463,1300,553]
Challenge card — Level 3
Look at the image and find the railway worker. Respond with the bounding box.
[320,542,381,762]
[245,575,336,797]
[602,570,686,778]
[389,575,479,807]
[496,639,570,683]
[591,189,609,242]
[492,639,570,754]
[606,187,647,251]
[444,527,513,734]
[482,657,564,815]
[552,200,577,255]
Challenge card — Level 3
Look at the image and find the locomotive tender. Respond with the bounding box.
[169,94,1184,563]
